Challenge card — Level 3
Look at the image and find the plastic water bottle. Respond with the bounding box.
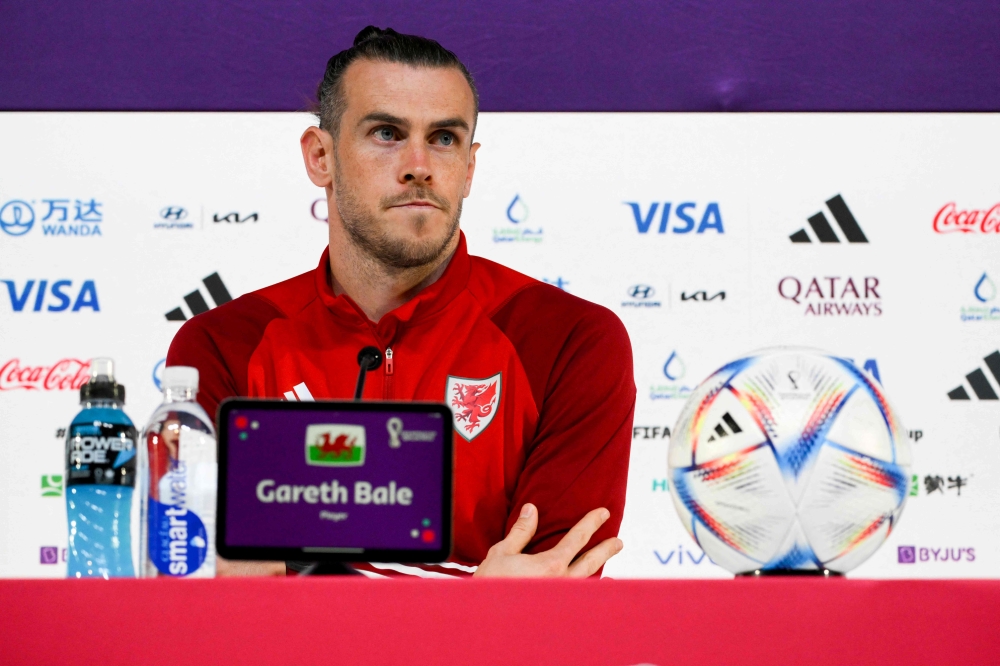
[139,366,217,577]
[65,358,137,578]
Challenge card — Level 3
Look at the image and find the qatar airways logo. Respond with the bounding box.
[778,276,882,317]
[0,358,90,391]
[933,203,1000,234]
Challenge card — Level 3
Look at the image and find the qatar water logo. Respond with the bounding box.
[960,272,999,322]
[649,351,694,401]
[493,194,543,243]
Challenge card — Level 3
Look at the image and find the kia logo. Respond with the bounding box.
[628,285,655,299]
[160,206,188,221]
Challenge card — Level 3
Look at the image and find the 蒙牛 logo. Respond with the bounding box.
[305,424,367,466]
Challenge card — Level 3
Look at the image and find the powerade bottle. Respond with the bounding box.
[139,366,217,577]
[65,358,137,578]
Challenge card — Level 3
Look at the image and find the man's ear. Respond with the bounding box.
[301,126,335,188]
[463,141,480,198]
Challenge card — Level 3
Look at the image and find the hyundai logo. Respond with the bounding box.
[0,200,35,236]
[159,206,188,221]
[627,285,655,299]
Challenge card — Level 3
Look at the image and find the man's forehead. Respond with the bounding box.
[341,60,475,126]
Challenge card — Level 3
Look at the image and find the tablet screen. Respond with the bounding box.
[217,400,452,562]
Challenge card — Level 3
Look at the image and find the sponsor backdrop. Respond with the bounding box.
[1,112,998,579]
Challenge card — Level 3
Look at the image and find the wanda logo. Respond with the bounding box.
[933,203,1000,234]
[0,358,90,391]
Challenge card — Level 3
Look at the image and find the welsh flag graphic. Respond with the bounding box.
[304,425,366,467]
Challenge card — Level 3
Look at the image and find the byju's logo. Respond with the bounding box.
[41,474,63,497]
[625,202,724,234]
[933,202,1000,234]
[650,351,693,400]
[494,194,543,243]
[164,272,233,321]
[0,200,35,236]
[213,211,259,224]
[622,285,661,308]
[0,198,103,237]
[898,545,975,563]
[2,280,100,312]
[789,195,868,243]
[305,425,366,466]
[40,546,60,565]
[155,206,194,230]
[778,276,882,316]
[947,350,1000,400]
[961,273,999,322]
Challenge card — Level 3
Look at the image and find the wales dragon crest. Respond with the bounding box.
[446,373,502,441]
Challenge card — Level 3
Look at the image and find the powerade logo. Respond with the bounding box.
[149,461,209,576]
[0,198,103,237]
[493,194,543,243]
[624,202,724,234]
[305,425,366,466]
[2,280,100,312]
[69,435,135,465]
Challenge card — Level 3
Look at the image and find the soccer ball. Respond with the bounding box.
[667,349,911,574]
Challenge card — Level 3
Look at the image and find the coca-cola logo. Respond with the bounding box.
[0,358,90,391]
[933,203,1000,234]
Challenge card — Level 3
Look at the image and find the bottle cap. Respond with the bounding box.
[80,357,125,403]
[162,366,199,391]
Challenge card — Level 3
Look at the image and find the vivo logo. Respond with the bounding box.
[654,546,713,565]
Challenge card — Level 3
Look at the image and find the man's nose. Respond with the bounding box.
[400,142,432,184]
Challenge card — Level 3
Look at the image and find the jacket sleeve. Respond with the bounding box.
[500,293,636,562]
[165,294,282,420]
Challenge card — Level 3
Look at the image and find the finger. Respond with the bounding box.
[550,507,611,564]
[567,538,624,578]
[501,503,538,555]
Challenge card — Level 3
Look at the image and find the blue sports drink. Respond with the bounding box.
[65,358,137,578]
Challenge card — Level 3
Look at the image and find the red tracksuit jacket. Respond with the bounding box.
[167,233,635,577]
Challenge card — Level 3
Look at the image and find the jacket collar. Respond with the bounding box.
[313,231,472,344]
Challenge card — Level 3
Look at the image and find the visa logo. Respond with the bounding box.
[1,280,100,312]
[625,202,725,234]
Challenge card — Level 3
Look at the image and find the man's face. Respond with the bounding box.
[328,60,478,269]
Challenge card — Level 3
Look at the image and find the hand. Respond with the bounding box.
[473,503,623,578]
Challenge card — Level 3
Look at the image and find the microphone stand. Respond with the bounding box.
[291,347,383,577]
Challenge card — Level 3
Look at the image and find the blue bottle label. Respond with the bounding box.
[66,408,136,487]
[148,460,209,576]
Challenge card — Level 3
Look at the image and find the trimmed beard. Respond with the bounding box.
[335,174,461,271]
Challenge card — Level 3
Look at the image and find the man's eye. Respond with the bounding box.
[375,128,396,141]
[438,132,454,146]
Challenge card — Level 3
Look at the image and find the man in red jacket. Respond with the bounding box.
[168,26,635,578]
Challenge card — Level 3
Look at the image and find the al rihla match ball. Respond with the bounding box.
[667,349,911,574]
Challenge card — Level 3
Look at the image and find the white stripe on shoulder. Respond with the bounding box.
[366,563,462,579]
[293,382,315,401]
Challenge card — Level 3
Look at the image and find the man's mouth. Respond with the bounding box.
[392,200,438,209]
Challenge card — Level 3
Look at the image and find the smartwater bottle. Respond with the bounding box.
[139,366,217,577]
[65,358,137,578]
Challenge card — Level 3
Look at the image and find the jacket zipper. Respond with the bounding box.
[384,347,394,399]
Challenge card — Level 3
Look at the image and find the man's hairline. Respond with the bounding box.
[325,58,479,140]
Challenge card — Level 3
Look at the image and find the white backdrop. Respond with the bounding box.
[1,112,997,578]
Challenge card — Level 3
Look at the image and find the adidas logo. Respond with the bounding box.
[789,195,869,244]
[164,272,233,321]
[948,351,1000,400]
[283,382,315,401]
[706,412,743,442]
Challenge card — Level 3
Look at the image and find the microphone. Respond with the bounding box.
[354,346,383,401]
